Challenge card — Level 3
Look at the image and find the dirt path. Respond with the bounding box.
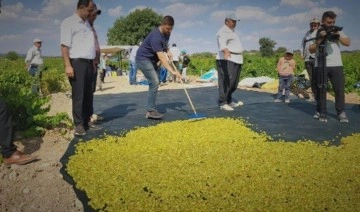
[1,75,358,211]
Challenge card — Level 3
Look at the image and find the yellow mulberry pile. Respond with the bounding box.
[67,117,360,211]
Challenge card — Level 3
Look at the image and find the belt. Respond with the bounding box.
[229,51,242,55]
[70,58,93,63]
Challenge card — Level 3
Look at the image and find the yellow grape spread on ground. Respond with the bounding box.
[67,117,360,211]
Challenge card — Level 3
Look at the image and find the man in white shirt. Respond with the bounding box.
[216,14,244,111]
[128,41,141,85]
[25,38,43,93]
[301,18,320,101]
[25,38,43,76]
[169,43,180,82]
[60,0,97,136]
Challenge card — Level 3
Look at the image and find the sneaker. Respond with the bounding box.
[319,117,328,122]
[145,110,164,119]
[313,112,320,119]
[74,125,86,136]
[274,99,282,103]
[91,114,104,122]
[285,99,290,103]
[220,104,234,111]
[229,101,243,107]
[338,112,349,123]
[87,122,103,130]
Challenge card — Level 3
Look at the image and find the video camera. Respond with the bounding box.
[316,25,343,42]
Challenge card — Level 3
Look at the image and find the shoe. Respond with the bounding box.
[319,117,328,122]
[285,99,290,103]
[4,150,37,165]
[74,125,86,136]
[313,112,320,119]
[87,122,103,130]
[220,104,234,111]
[145,110,164,119]
[229,101,243,107]
[338,112,349,123]
[274,99,282,103]
[91,114,104,122]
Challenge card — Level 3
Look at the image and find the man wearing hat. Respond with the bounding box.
[88,3,103,127]
[215,13,244,111]
[25,38,43,93]
[301,18,320,101]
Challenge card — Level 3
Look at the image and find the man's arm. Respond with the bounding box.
[157,52,181,78]
[61,44,74,78]
[339,33,350,46]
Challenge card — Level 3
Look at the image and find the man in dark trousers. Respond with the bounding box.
[216,13,244,111]
[0,97,37,165]
[60,0,99,136]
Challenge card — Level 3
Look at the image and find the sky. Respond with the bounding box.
[0,0,359,56]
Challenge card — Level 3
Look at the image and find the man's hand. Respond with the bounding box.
[223,48,231,60]
[65,65,74,78]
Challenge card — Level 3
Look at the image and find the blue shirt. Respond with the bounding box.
[136,27,169,63]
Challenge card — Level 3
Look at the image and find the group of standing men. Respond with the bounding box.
[0,5,352,165]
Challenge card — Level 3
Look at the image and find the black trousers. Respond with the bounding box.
[305,60,316,97]
[216,60,242,105]
[69,59,94,127]
[0,97,16,158]
[315,66,345,115]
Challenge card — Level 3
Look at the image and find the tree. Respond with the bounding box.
[259,37,276,57]
[276,47,287,55]
[107,8,163,45]
[5,51,19,60]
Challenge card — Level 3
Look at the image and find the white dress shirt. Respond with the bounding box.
[216,25,243,64]
[25,46,43,65]
[60,13,95,59]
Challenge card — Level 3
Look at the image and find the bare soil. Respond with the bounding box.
[1,75,359,211]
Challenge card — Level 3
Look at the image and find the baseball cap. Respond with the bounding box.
[33,38,42,43]
[226,13,240,21]
[310,18,320,24]
[286,49,294,54]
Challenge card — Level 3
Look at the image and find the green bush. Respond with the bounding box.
[0,57,72,137]
[5,51,20,60]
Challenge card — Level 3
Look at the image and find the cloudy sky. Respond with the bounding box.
[0,0,359,56]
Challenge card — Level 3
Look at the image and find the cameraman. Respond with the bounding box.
[309,10,351,123]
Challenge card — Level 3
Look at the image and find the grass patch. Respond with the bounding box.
[67,117,360,211]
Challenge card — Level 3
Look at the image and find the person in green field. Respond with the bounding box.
[25,38,43,93]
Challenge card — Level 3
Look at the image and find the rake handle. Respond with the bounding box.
[169,60,198,116]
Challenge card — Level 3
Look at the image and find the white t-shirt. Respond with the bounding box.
[169,46,180,62]
[314,30,347,67]
[129,45,139,62]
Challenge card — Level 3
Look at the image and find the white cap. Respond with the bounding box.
[226,13,240,21]
[286,49,294,54]
[33,38,42,43]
